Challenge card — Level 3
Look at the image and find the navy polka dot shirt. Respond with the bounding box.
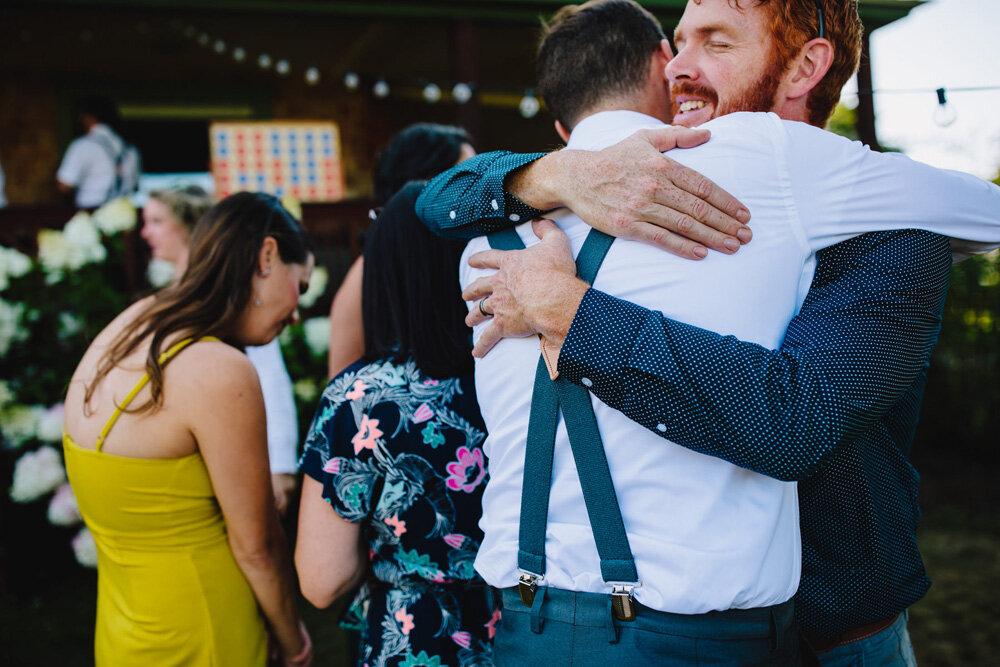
[416,151,952,638]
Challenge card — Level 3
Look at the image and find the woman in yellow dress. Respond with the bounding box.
[63,192,314,666]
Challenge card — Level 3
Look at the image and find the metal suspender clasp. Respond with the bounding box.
[610,582,638,622]
[518,571,542,607]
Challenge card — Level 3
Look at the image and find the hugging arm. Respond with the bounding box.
[558,230,952,481]
[416,127,752,259]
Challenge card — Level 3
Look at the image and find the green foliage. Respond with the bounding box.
[918,249,1000,458]
[825,103,859,141]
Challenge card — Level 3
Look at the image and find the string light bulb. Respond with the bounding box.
[452,82,473,104]
[373,79,390,98]
[343,72,360,90]
[275,59,290,76]
[213,39,226,54]
[232,47,246,62]
[423,83,442,103]
[519,91,540,118]
[933,87,957,127]
[305,67,321,85]
[258,53,272,70]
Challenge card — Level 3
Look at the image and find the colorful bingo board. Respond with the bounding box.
[210,121,345,201]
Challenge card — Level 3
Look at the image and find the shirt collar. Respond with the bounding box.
[566,110,668,151]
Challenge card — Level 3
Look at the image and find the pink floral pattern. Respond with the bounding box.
[384,514,407,537]
[444,446,487,493]
[450,631,472,648]
[351,414,383,454]
[484,609,502,640]
[443,533,465,549]
[322,457,342,474]
[395,608,415,635]
[346,379,368,401]
[412,403,434,423]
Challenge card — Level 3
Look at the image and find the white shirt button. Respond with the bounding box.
[491,199,499,210]
[581,377,593,387]
[656,423,667,433]
[509,213,521,222]
[449,210,457,220]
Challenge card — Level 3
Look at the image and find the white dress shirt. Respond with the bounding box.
[57,124,140,208]
[245,339,299,474]
[461,110,1000,614]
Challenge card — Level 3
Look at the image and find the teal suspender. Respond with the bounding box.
[485,227,640,623]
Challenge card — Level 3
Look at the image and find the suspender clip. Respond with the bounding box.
[517,571,542,608]
[610,583,638,622]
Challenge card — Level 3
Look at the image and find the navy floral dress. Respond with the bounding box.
[300,358,498,667]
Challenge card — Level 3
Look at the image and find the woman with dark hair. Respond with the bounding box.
[63,193,314,666]
[327,123,475,378]
[297,183,495,666]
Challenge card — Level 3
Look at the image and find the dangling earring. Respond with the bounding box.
[260,268,270,277]
[254,297,262,307]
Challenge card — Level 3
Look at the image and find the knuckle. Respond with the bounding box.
[675,216,694,234]
[690,199,710,221]
[695,177,713,200]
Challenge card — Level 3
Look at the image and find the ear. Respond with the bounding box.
[659,38,674,62]
[554,120,570,143]
[784,38,834,101]
[258,236,278,275]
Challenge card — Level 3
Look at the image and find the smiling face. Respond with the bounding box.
[140,198,192,269]
[668,0,786,127]
[234,240,315,347]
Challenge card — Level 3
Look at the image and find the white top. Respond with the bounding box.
[245,339,299,474]
[57,124,141,208]
[461,110,1000,614]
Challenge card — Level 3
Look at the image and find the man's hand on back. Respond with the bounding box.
[506,126,752,260]
[463,220,586,357]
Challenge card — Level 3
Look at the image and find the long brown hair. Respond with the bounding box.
[84,192,311,414]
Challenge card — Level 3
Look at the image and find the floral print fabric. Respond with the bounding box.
[301,358,496,667]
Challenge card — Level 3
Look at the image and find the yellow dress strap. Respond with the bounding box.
[94,336,221,452]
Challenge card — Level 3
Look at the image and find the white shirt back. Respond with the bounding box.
[57,124,140,208]
[461,110,1000,614]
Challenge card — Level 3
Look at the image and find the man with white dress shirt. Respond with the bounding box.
[451,1,1000,664]
[57,96,140,209]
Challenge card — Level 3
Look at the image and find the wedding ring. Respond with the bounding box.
[478,297,492,317]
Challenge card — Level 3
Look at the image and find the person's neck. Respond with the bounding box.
[172,258,188,282]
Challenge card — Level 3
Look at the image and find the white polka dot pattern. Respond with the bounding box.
[416,150,547,238]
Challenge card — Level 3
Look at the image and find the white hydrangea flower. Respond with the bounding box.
[58,312,84,339]
[37,229,72,283]
[9,445,66,502]
[92,197,137,235]
[1,404,42,448]
[72,526,98,568]
[0,245,33,291]
[35,403,65,443]
[145,258,176,288]
[62,212,107,266]
[0,298,28,356]
[38,213,107,282]
[293,378,319,403]
[47,483,82,526]
[302,316,330,356]
[298,266,328,309]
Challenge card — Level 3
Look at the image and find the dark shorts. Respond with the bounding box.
[496,586,799,666]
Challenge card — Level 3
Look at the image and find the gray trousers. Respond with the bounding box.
[496,587,800,666]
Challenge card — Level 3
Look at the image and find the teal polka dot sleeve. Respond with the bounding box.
[415,150,547,238]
